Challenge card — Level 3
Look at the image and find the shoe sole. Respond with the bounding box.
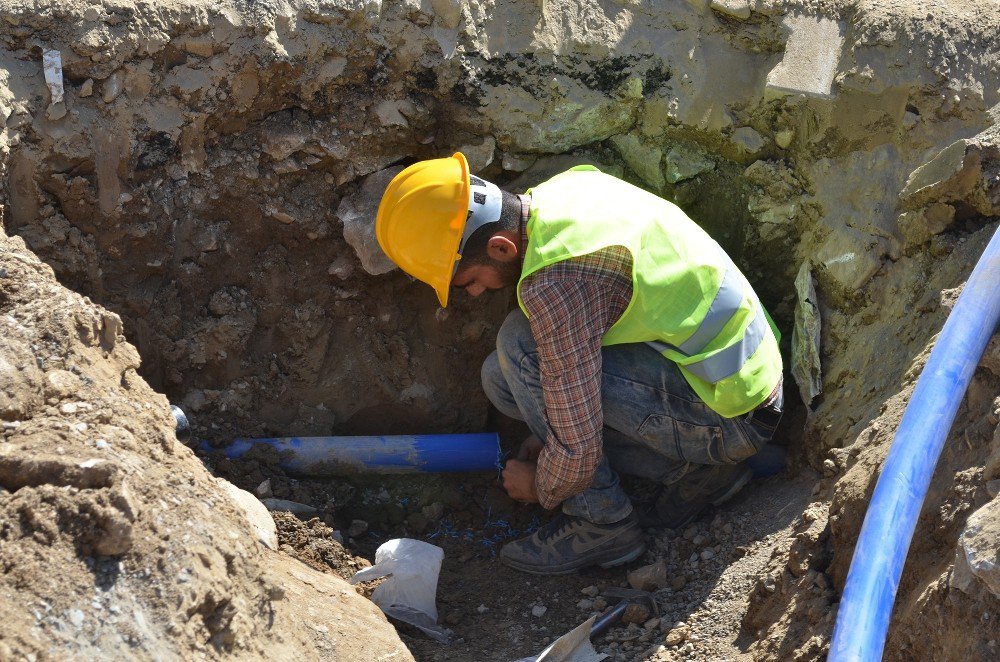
[647,466,754,531]
[501,542,647,576]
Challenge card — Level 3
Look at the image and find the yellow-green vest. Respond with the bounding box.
[518,166,782,418]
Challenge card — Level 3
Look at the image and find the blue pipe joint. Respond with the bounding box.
[204,433,501,475]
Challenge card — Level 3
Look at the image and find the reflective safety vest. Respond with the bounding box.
[519,166,783,418]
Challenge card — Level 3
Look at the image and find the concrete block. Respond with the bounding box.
[710,0,750,20]
[765,15,845,100]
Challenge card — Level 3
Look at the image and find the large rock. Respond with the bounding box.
[338,166,404,276]
[952,496,1000,599]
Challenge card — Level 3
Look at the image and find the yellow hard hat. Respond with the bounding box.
[376,153,471,307]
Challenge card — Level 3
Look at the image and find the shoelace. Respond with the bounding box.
[538,515,578,542]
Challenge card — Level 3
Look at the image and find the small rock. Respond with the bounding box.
[531,604,547,618]
[576,598,594,610]
[331,530,344,544]
[664,623,689,646]
[581,585,600,597]
[347,519,368,538]
[592,597,608,611]
[628,560,668,591]
[700,548,716,561]
[671,576,687,591]
[643,617,661,630]
[80,79,94,98]
[823,458,837,476]
[477,604,489,614]
[255,479,272,498]
[692,534,707,546]
[775,129,795,149]
[682,526,698,540]
[710,0,751,20]
[69,609,85,628]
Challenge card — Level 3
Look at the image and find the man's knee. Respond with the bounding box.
[495,309,534,367]
[481,350,505,405]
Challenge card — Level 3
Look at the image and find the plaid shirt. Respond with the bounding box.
[518,196,634,509]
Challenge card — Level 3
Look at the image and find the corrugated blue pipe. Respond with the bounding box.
[830,225,1000,661]
[203,433,501,475]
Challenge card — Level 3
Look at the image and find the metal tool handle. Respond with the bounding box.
[589,599,629,639]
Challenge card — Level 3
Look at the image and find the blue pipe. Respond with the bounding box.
[830,225,1000,661]
[202,433,501,475]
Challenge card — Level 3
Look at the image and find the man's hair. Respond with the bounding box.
[460,190,522,264]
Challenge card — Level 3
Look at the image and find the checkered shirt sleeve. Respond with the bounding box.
[519,246,633,509]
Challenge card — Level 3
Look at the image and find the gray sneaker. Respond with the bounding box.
[638,463,752,530]
[499,512,646,575]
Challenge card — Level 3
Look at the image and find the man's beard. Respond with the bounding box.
[492,256,523,288]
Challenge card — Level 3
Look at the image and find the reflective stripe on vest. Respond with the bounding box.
[647,301,768,383]
[646,248,768,383]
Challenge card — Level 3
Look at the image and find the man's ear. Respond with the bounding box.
[486,233,519,262]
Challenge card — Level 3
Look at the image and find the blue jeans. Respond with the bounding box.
[482,310,778,524]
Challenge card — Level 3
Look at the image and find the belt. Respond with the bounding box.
[744,378,783,432]
[744,403,782,432]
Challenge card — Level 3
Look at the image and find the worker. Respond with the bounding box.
[375,153,783,575]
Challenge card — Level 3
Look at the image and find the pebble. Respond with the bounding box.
[592,597,608,611]
[576,598,594,610]
[69,609,84,628]
[531,605,547,618]
[643,617,661,630]
[95,440,110,449]
[581,585,599,597]
[476,604,489,614]
[664,623,689,646]
[671,576,687,591]
[701,548,716,561]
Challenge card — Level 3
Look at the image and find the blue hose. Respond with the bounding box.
[203,433,501,475]
[830,225,1000,661]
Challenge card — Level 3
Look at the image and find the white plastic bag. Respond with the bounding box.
[350,538,450,642]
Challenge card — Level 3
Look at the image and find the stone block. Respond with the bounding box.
[731,126,766,157]
[897,203,956,249]
[815,225,887,292]
[611,133,665,189]
[900,139,981,210]
[664,144,714,183]
[765,15,845,100]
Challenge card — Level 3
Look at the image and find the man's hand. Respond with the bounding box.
[517,434,544,461]
[502,458,539,503]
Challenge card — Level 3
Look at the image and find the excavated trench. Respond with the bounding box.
[3,1,1000,660]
